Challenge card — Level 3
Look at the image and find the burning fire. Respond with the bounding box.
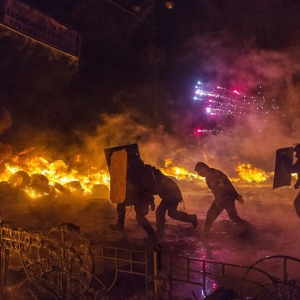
[0,146,276,201]
[236,163,271,183]
[0,146,110,200]
[162,159,200,181]
[162,160,272,183]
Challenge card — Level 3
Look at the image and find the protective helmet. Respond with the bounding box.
[294,144,300,158]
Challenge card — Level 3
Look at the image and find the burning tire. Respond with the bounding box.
[91,184,110,199]
[0,181,12,196]
[53,182,72,195]
[8,171,30,189]
[66,181,84,196]
[29,174,50,193]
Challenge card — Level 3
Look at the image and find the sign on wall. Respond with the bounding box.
[0,0,80,57]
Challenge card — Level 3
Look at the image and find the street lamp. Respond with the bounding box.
[165,1,175,10]
[132,1,174,14]
[132,5,142,13]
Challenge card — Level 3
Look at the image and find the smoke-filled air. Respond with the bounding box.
[1,2,300,299]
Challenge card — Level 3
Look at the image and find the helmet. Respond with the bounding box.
[294,144,300,158]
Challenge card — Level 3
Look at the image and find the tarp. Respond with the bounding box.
[0,0,80,57]
[273,147,294,189]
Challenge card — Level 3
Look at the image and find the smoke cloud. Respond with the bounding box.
[1,26,300,179]
[0,106,12,135]
[161,31,300,174]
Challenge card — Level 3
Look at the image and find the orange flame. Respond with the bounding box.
[0,148,282,201]
[161,159,204,181]
[0,149,110,197]
[236,163,270,183]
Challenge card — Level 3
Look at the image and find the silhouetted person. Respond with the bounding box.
[152,167,198,240]
[109,153,156,243]
[194,162,245,241]
[291,144,300,218]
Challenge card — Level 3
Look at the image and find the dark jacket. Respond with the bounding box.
[152,167,183,203]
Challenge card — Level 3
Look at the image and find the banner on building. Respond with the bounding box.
[0,0,80,57]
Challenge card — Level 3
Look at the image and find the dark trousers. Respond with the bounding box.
[117,199,155,238]
[294,192,300,218]
[156,199,193,233]
[204,196,244,235]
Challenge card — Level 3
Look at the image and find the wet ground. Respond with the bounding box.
[1,181,300,299]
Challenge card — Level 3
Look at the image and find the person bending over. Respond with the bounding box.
[152,167,198,240]
[194,162,245,241]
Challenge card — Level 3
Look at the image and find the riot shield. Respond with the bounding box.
[104,144,139,169]
[109,149,127,203]
[273,147,294,189]
[104,144,140,203]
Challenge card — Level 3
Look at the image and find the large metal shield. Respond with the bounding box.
[104,144,140,203]
[273,147,294,189]
[109,149,127,203]
[104,144,139,169]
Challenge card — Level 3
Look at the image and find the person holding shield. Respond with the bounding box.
[109,152,157,243]
[291,144,300,217]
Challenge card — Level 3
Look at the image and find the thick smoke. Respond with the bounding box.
[168,31,300,174]
[1,13,300,179]
[69,31,299,176]
[0,106,12,135]
[71,31,300,177]
[75,110,183,170]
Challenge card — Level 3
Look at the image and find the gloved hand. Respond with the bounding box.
[236,194,244,205]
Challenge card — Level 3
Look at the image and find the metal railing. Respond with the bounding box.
[1,217,300,300]
[167,254,300,299]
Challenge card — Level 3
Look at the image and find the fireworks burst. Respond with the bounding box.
[194,81,280,118]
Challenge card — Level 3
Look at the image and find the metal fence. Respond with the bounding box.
[1,218,300,299]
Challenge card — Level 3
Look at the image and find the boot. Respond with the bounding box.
[201,231,209,243]
[236,194,244,204]
[109,223,124,232]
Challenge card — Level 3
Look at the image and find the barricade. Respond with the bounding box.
[1,218,300,299]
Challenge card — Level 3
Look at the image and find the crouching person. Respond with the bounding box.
[152,167,198,241]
